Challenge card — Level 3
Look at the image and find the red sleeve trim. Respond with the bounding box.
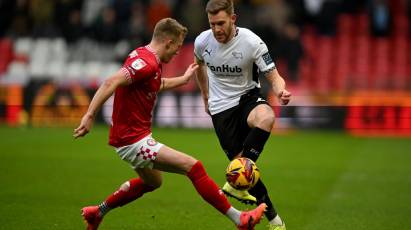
[120,67,132,84]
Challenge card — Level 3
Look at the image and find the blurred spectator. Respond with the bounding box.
[128,1,149,44]
[254,0,292,57]
[91,7,120,43]
[111,0,133,39]
[54,0,83,30]
[407,0,411,33]
[235,0,256,29]
[279,23,304,83]
[286,0,306,27]
[339,0,366,13]
[303,0,339,35]
[259,0,291,34]
[303,0,325,23]
[54,0,85,43]
[368,0,391,37]
[177,0,207,41]
[0,0,14,37]
[146,0,172,33]
[62,9,85,43]
[81,0,107,27]
[8,0,32,37]
[30,0,59,37]
[317,0,340,36]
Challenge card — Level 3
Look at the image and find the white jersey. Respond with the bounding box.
[194,27,275,115]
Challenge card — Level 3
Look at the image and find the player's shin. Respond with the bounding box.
[242,127,270,161]
[99,178,156,216]
[248,179,283,225]
[186,161,232,214]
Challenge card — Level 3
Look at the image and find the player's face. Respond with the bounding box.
[163,35,184,63]
[208,11,236,43]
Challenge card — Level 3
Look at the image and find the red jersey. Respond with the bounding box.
[109,45,162,147]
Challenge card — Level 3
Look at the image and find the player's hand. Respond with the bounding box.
[278,89,291,105]
[73,114,94,138]
[183,63,199,79]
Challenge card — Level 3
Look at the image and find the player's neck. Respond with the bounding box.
[226,25,237,44]
[147,42,162,62]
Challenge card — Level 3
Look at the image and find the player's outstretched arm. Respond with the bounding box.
[194,58,209,114]
[265,69,291,105]
[73,70,128,138]
[160,63,198,91]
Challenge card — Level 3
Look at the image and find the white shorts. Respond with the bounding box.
[115,135,164,169]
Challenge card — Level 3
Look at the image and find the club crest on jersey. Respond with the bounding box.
[147,138,158,146]
[131,59,146,71]
[232,51,243,59]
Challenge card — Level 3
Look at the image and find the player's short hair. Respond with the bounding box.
[152,18,187,42]
[206,0,234,15]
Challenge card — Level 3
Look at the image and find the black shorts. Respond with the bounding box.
[211,88,269,160]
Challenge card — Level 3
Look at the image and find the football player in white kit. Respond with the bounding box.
[194,0,291,229]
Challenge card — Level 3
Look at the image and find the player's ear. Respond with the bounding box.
[231,14,237,24]
[165,38,173,49]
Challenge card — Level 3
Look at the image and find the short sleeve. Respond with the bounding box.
[121,55,154,84]
[254,40,276,74]
[194,33,206,63]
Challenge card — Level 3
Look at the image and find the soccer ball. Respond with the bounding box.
[225,157,260,190]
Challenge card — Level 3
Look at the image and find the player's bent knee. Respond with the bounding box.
[261,114,275,128]
[184,156,200,174]
[140,176,163,189]
[146,180,162,189]
[254,111,275,130]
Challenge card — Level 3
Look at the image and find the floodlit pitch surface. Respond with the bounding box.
[0,126,410,229]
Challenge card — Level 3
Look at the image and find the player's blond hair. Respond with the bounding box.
[153,18,187,42]
[206,0,234,15]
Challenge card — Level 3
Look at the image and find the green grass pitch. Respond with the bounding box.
[1,126,411,229]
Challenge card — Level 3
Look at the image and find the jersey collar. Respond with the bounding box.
[145,45,161,64]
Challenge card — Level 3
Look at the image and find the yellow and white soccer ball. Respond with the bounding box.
[225,157,260,190]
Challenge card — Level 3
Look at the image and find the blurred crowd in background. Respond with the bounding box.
[1,0,411,89]
[1,0,411,43]
[1,0,411,131]
[0,0,410,88]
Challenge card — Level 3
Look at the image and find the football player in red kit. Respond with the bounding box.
[74,18,266,230]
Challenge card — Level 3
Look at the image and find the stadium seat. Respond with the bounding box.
[30,38,50,65]
[372,38,390,89]
[47,60,65,80]
[84,61,103,80]
[100,62,121,80]
[337,14,354,36]
[66,61,85,80]
[156,92,178,127]
[29,60,48,78]
[49,38,68,63]
[5,61,29,84]
[355,14,369,36]
[13,37,32,63]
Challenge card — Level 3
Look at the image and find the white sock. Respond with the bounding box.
[269,215,283,226]
[225,207,242,225]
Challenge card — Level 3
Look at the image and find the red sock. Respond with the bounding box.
[105,178,156,208]
[187,161,231,214]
